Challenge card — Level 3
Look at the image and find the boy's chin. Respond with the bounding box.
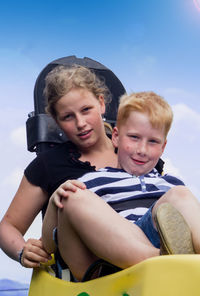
[128,168,152,176]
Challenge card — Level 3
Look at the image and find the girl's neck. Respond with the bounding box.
[79,136,117,169]
[80,131,112,154]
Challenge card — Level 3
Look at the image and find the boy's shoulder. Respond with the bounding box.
[146,169,185,186]
[161,173,185,186]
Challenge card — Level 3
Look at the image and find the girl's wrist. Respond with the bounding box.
[18,248,24,266]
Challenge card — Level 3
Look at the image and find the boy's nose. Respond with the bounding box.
[136,141,147,155]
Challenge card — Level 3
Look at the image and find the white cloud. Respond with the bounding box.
[10,126,27,147]
[0,104,39,284]
[162,157,184,179]
[0,215,42,283]
[163,88,200,116]
[168,103,200,144]
[0,109,35,216]
[162,101,200,200]
[2,167,24,187]
[162,156,200,199]
[164,87,198,101]
[0,249,32,283]
[172,103,200,128]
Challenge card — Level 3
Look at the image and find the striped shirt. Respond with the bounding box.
[78,167,185,222]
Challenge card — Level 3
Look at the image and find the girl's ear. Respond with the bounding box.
[98,95,106,115]
[112,127,119,148]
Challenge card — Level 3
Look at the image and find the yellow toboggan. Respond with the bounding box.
[29,255,200,296]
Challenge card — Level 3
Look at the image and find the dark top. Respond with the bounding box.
[24,141,96,216]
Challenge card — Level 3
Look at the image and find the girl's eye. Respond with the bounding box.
[63,114,73,121]
[82,106,92,112]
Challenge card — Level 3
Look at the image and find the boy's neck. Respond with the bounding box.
[116,163,154,177]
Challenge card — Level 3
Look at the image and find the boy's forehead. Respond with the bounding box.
[123,111,161,128]
[122,111,149,125]
[119,111,166,138]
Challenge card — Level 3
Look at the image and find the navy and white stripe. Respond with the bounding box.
[79,167,185,223]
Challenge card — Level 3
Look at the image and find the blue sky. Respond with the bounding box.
[0,0,200,284]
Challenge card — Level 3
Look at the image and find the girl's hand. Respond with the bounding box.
[50,180,86,209]
[20,238,52,268]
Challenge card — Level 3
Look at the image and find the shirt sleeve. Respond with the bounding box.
[24,154,49,191]
[162,174,185,186]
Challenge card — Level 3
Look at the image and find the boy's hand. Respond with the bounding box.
[50,180,86,209]
[20,238,51,268]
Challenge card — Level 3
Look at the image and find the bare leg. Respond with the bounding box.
[57,188,159,280]
[152,185,200,253]
[57,209,99,281]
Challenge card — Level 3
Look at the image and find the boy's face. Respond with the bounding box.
[112,111,167,176]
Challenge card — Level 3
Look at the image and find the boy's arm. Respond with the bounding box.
[42,179,86,254]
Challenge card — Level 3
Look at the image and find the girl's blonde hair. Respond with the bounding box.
[117,91,173,139]
[44,65,111,119]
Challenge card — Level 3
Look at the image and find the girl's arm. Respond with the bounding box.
[0,175,51,267]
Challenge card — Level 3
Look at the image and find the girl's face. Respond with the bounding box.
[55,88,106,151]
[112,111,167,176]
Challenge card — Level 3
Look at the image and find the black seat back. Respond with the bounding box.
[26,56,126,154]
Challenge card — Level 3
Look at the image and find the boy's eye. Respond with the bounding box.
[128,135,139,140]
[149,139,159,144]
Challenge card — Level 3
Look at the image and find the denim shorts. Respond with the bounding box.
[134,205,160,248]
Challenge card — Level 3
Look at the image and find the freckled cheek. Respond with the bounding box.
[123,144,133,154]
[151,148,162,159]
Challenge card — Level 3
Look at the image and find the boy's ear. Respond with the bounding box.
[162,139,167,152]
[112,127,119,148]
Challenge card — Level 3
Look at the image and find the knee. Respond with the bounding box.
[170,185,190,196]
[167,185,194,203]
[61,189,82,213]
[57,192,82,226]
[61,188,95,217]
